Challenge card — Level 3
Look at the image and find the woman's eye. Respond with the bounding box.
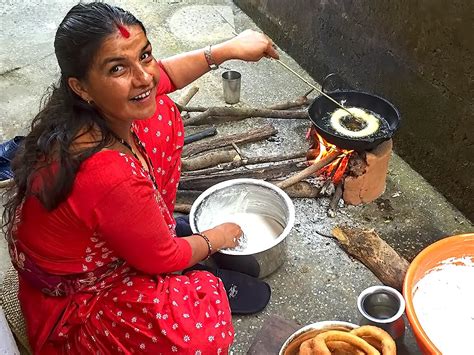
[110,65,124,74]
[141,51,152,61]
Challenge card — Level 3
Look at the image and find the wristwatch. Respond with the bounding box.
[204,45,219,70]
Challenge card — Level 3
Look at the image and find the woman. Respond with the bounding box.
[3,2,278,354]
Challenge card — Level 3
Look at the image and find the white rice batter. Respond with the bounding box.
[210,212,283,254]
[412,256,474,354]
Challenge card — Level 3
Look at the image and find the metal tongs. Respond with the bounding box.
[273,58,364,127]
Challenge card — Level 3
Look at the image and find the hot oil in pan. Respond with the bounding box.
[320,107,391,141]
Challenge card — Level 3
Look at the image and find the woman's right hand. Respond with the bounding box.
[222,29,279,62]
[211,222,243,249]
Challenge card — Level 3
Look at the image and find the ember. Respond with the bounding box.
[306,126,353,185]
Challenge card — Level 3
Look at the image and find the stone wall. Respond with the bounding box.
[233,0,474,221]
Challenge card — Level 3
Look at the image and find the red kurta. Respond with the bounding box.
[10,63,234,354]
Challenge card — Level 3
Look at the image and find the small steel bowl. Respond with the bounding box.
[357,285,406,340]
[189,178,295,278]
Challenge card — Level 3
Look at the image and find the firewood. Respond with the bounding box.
[328,183,344,217]
[266,88,314,110]
[279,181,320,198]
[182,106,308,126]
[179,160,304,191]
[182,124,277,158]
[174,203,192,214]
[347,152,367,177]
[276,149,341,189]
[182,149,238,171]
[176,181,321,202]
[317,179,333,197]
[331,226,410,291]
[176,85,199,108]
[182,150,306,174]
[179,106,206,112]
[176,190,202,204]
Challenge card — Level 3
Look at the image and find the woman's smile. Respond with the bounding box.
[131,88,152,101]
[130,85,156,105]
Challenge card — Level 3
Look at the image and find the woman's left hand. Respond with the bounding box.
[225,29,279,62]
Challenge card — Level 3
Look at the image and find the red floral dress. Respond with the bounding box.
[9,63,234,354]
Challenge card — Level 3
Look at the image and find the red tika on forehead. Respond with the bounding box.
[116,24,130,38]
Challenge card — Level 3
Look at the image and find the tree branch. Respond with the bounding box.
[182,124,277,158]
[182,106,308,126]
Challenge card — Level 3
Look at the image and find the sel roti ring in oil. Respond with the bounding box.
[330,107,381,138]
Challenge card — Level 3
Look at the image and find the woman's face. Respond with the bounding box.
[72,25,160,124]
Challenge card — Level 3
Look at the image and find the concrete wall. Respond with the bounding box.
[233,0,474,221]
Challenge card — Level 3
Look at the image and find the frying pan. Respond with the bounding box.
[307,74,401,151]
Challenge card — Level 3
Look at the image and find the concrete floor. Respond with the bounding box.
[0,0,472,353]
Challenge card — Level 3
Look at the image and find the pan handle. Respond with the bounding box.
[321,73,344,94]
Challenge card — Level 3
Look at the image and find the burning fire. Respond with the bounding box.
[306,127,353,184]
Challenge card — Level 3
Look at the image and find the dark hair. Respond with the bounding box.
[3,2,145,240]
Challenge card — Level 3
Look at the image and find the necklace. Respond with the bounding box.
[112,130,158,190]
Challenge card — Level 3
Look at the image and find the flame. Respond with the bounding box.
[307,127,353,184]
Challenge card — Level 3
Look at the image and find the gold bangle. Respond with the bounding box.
[195,232,213,260]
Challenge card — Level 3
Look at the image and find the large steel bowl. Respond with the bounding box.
[189,178,295,278]
[279,321,359,355]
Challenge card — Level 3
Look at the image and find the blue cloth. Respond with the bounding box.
[175,215,193,237]
[0,136,24,181]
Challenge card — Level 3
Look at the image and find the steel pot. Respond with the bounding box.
[189,178,295,278]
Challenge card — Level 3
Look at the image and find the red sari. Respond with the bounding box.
[9,63,234,354]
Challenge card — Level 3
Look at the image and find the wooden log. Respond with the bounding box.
[174,203,192,214]
[183,150,306,175]
[182,149,238,171]
[176,181,321,200]
[327,183,343,217]
[179,160,304,191]
[177,181,320,201]
[182,124,277,158]
[331,226,410,291]
[266,88,313,110]
[176,86,199,107]
[176,190,202,204]
[179,106,207,112]
[280,181,319,198]
[183,106,308,126]
[317,179,333,197]
[275,149,341,189]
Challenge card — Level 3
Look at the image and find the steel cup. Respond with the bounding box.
[357,285,406,340]
[222,70,241,104]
